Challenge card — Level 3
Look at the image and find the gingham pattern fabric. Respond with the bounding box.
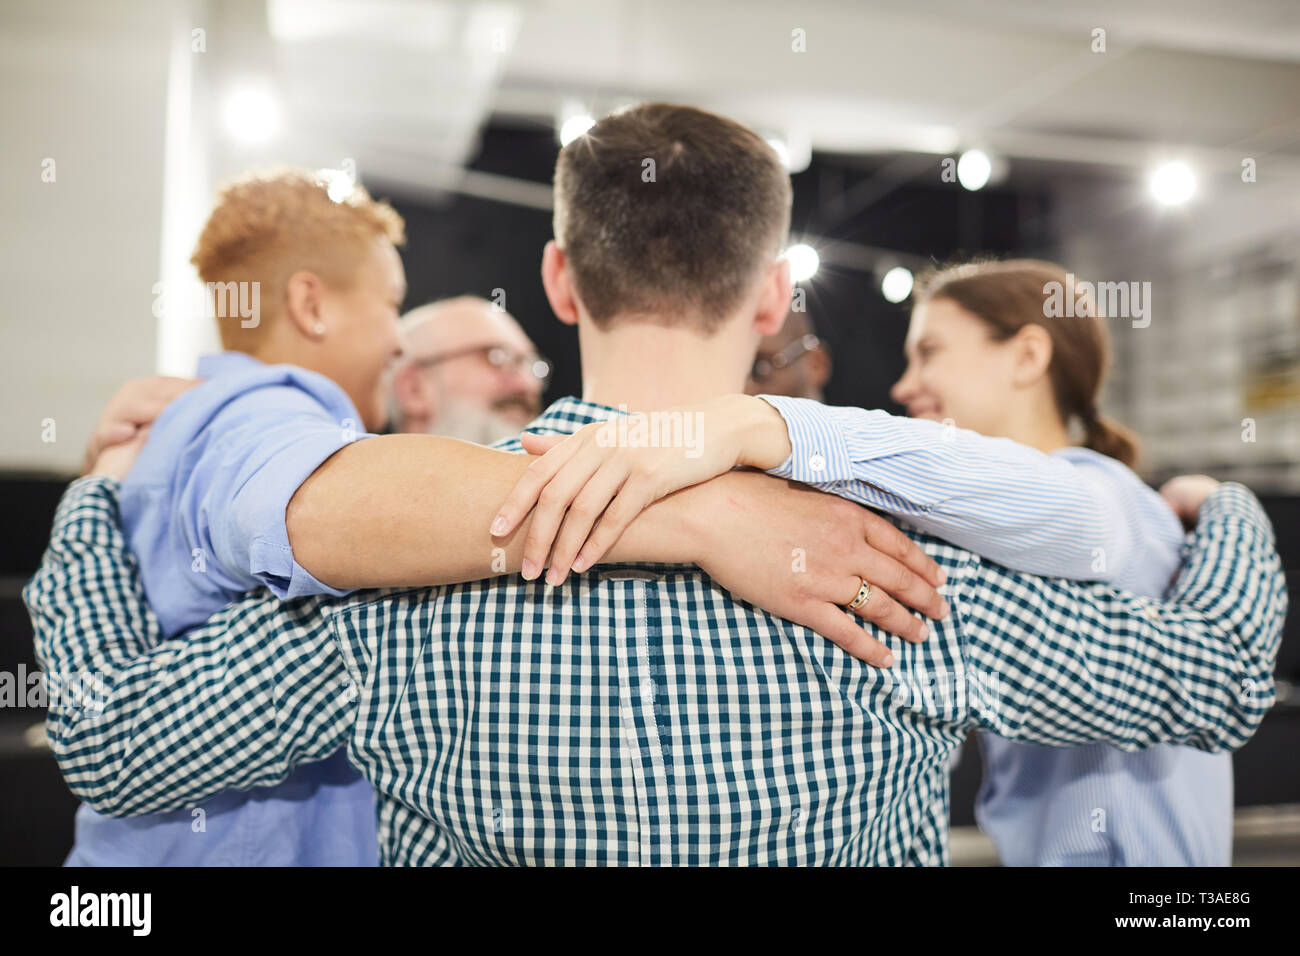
[24,489,354,814]
[25,398,1288,865]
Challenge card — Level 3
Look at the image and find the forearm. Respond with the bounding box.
[23,478,348,816]
[62,600,350,817]
[967,483,1287,752]
[287,433,726,588]
[753,394,1121,579]
[24,478,163,747]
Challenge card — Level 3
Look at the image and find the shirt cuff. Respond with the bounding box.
[52,475,121,534]
[241,429,372,600]
[1198,482,1274,545]
[756,394,856,484]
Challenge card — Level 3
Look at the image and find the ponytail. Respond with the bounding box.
[1083,412,1140,469]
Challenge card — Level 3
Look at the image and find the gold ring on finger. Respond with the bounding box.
[847,578,873,611]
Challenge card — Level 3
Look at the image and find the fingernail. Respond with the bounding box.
[883,652,894,667]
[521,558,538,580]
[937,567,947,585]
[571,553,589,573]
[918,625,928,640]
[490,515,508,536]
[545,567,562,586]
[939,601,950,618]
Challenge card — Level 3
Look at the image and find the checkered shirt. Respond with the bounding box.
[25,398,1287,865]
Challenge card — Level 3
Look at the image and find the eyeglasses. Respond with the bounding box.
[750,334,820,382]
[415,345,552,383]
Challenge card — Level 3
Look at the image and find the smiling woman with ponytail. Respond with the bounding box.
[897,258,1142,464]
[891,258,1232,867]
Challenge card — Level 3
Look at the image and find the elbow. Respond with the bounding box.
[1183,674,1276,755]
[1233,673,1279,748]
[1200,721,1262,756]
[46,728,145,818]
[75,786,134,818]
[63,766,160,819]
[54,759,137,818]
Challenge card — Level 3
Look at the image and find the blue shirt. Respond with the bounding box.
[22,404,1287,865]
[64,351,380,867]
[758,397,1234,865]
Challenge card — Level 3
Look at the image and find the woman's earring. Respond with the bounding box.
[313,323,326,336]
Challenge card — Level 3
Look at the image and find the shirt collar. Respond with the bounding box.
[520,396,629,437]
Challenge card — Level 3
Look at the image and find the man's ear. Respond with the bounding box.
[1010,323,1053,387]
[805,345,831,392]
[754,257,793,337]
[283,271,328,340]
[541,241,580,327]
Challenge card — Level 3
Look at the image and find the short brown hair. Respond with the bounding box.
[914,258,1141,468]
[191,167,406,350]
[554,103,792,333]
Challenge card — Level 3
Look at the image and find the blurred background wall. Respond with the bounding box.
[2,0,1297,864]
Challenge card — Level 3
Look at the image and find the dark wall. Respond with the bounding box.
[386,124,579,402]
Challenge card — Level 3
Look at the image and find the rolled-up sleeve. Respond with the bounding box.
[187,386,372,599]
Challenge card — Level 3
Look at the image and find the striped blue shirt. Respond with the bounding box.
[23,398,1287,865]
[759,395,1169,581]
[976,449,1231,866]
[759,397,1234,865]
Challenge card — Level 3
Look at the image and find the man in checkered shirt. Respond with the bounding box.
[27,104,1289,865]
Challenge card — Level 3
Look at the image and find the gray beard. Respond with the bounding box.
[430,396,529,446]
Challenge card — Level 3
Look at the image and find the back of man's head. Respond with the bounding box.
[553,103,792,334]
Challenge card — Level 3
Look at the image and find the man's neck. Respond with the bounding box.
[578,318,753,411]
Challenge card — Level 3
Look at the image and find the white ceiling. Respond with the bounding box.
[246,0,1300,193]
[497,0,1300,160]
